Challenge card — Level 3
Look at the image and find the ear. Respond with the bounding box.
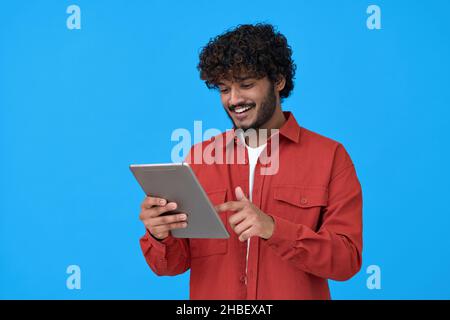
[275,75,286,92]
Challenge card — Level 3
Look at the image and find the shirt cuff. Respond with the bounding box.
[146,230,177,254]
[263,214,299,249]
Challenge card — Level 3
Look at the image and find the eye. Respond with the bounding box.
[241,83,254,89]
[219,88,229,94]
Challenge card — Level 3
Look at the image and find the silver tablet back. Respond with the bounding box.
[130,163,229,239]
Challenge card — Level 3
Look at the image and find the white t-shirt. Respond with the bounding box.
[237,132,267,284]
[247,143,267,202]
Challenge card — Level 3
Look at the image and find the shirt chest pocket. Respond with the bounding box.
[272,185,328,231]
[189,189,228,259]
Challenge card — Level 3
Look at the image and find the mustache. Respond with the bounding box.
[229,103,256,112]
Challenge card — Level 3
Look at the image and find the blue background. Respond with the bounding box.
[1,0,449,299]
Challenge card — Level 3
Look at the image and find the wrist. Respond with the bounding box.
[262,215,275,240]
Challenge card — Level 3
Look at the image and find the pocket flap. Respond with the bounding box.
[190,238,228,258]
[274,185,328,208]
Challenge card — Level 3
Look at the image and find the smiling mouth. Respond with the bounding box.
[230,104,255,115]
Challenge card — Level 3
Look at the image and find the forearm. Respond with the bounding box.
[263,215,362,281]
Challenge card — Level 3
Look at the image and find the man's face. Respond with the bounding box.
[217,75,277,130]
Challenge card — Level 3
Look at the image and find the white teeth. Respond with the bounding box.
[234,106,252,113]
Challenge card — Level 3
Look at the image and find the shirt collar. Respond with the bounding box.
[278,111,301,143]
[226,111,301,147]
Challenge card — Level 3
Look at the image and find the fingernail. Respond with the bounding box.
[159,199,166,205]
[182,222,187,227]
[179,214,187,220]
[168,202,177,210]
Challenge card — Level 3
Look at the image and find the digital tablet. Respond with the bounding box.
[130,163,230,239]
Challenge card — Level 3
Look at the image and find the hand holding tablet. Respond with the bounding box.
[138,196,188,240]
[130,163,230,239]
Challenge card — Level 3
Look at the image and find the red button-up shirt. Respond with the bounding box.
[140,111,363,300]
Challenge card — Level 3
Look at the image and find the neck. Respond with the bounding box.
[245,107,286,147]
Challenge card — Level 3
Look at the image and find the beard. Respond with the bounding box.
[226,82,277,131]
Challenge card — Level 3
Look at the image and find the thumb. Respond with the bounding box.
[235,186,248,201]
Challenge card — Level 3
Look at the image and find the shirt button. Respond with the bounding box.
[301,197,308,205]
[240,275,247,283]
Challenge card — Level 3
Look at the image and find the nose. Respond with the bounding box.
[228,87,245,107]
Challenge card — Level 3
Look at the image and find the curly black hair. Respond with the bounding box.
[197,23,296,100]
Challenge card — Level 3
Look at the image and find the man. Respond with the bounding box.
[138,23,362,299]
